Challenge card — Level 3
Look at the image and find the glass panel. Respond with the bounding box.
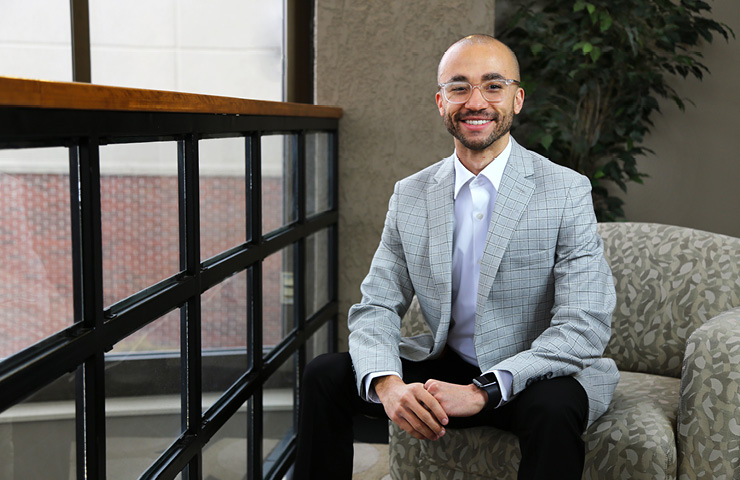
[0,371,76,480]
[305,132,332,216]
[199,137,247,260]
[105,313,182,479]
[262,135,297,234]
[0,1,72,81]
[114,309,180,355]
[0,147,73,359]
[262,245,295,353]
[262,354,295,467]
[100,142,179,307]
[306,323,330,365]
[202,271,248,410]
[89,0,283,99]
[305,229,331,318]
[202,401,247,480]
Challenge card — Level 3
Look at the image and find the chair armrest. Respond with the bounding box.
[677,306,740,480]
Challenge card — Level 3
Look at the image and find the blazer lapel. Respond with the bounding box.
[427,155,455,341]
[476,139,535,310]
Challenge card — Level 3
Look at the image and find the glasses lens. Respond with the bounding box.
[481,80,506,103]
[443,83,472,103]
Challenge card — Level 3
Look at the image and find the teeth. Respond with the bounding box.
[463,120,489,125]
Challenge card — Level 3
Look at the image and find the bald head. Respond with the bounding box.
[437,35,520,84]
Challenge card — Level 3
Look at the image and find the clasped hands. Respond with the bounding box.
[373,375,488,441]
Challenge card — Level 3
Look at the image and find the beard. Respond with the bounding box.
[443,107,514,151]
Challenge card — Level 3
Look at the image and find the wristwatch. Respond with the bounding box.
[472,372,502,410]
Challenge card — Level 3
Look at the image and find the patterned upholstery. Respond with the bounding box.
[599,222,740,378]
[389,222,740,480]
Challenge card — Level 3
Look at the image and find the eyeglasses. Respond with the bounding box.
[438,79,520,104]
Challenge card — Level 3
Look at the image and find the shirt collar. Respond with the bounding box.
[453,138,512,199]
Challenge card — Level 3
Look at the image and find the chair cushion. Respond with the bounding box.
[389,371,680,480]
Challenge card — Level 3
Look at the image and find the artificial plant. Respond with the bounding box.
[499,0,734,221]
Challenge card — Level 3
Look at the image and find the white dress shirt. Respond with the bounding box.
[363,140,514,404]
[448,141,513,405]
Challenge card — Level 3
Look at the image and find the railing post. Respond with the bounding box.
[247,133,264,479]
[179,134,203,479]
[70,136,106,480]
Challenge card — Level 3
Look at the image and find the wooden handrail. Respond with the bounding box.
[0,76,342,119]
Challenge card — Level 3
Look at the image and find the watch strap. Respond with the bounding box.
[473,373,502,410]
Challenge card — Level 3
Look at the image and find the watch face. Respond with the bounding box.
[477,372,498,385]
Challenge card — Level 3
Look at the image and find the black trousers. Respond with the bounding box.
[294,351,588,480]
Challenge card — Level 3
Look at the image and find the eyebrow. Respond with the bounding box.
[482,73,506,81]
[443,72,507,83]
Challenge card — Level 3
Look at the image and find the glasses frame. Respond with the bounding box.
[438,78,521,104]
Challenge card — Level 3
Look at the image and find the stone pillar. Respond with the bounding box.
[315,1,496,347]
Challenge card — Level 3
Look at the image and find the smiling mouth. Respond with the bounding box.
[462,119,491,125]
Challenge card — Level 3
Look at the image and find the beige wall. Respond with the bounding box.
[315,1,496,348]
[315,0,738,350]
[620,0,740,238]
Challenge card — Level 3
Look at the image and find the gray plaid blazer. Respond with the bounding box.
[348,138,618,426]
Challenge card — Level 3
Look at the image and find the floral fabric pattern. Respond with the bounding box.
[677,306,740,479]
[598,222,740,378]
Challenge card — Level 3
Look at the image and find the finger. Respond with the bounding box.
[386,405,438,440]
[396,417,426,440]
[399,410,444,441]
[389,409,433,440]
[423,380,443,398]
[401,384,443,421]
[423,379,437,390]
[415,387,449,426]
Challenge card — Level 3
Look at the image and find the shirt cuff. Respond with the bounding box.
[490,369,513,407]
[363,371,401,403]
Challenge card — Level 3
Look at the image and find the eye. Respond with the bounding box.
[484,81,504,91]
[448,84,470,93]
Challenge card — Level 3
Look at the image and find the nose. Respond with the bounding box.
[465,85,489,109]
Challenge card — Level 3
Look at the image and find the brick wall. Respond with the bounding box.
[0,173,288,358]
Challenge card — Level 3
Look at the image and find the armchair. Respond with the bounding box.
[389,222,740,479]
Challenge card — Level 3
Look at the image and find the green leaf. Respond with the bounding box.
[531,43,544,55]
[586,3,596,15]
[593,169,606,180]
[574,1,586,12]
[582,42,593,54]
[600,12,613,32]
[590,46,602,61]
[540,134,554,150]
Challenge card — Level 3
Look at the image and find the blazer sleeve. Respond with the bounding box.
[348,182,415,399]
[493,174,616,398]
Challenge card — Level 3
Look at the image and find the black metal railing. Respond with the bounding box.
[0,77,341,480]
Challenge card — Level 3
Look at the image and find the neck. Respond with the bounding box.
[456,134,510,175]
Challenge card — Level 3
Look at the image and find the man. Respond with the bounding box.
[295,34,618,480]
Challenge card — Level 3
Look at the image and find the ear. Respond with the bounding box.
[513,87,525,115]
[436,91,445,116]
